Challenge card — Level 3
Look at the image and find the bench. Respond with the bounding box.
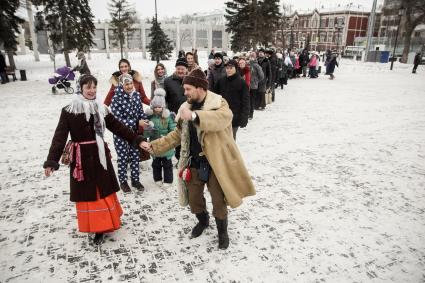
[5,66,17,81]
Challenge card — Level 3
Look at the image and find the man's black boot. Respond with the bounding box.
[215,217,229,249]
[191,211,209,238]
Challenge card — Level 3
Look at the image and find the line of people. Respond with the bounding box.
[42,44,343,248]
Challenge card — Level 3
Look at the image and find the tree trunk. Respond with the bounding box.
[120,35,123,59]
[6,51,16,70]
[61,2,71,67]
[64,51,71,67]
[401,27,413,63]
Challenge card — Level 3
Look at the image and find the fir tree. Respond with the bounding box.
[225,0,256,51]
[257,0,282,46]
[108,0,136,59]
[225,0,282,51]
[0,0,25,69]
[147,17,173,62]
[34,0,95,67]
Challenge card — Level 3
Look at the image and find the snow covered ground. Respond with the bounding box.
[0,52,424,283]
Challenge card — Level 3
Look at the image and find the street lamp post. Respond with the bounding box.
[390,6,405,70]
[290,25,294,50]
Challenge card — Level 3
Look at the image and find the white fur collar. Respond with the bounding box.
[66,94,108,122]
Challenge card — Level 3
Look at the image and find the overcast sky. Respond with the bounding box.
[90,0,381,21]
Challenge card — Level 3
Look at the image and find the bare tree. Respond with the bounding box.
[180,29,191,47]
[385,0,425,62]
[401,0,425,62]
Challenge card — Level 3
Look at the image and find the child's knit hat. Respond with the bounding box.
[145,88,170,118]
[151,88,166,108]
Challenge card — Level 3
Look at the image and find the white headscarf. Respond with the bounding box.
[66,94,108,170]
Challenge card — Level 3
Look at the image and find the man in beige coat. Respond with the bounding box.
[141,69,255,250]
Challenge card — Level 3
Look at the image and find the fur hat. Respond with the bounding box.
[213,52,223,60]
[182,69,208,90]
[119,73,133,85]
[175,58,188,68]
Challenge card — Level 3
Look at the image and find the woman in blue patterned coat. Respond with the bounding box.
[111,74,148,192]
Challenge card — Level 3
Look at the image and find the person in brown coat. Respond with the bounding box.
[104,59,150,107]
[141,69,256,250]
[44,75,146,245]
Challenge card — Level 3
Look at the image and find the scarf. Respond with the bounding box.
[66,94,108,171]
[154,72,167,90]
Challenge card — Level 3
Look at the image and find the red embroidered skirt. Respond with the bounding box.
[76,189,123,233]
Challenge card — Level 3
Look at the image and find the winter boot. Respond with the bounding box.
[93,233,104,245]
[215,217,229,250]
[120,182,131,192]
[191,211,209,238]
[131,180,145,191]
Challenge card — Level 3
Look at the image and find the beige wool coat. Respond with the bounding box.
[151,91,256,208]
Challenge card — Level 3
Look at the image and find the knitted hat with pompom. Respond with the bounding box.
[151,88,166,108]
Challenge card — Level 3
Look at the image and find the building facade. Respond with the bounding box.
[33,10,230,57]
[276,8,376,52]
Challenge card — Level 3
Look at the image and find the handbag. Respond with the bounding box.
[60,140,73,165]
[265,88,273,105]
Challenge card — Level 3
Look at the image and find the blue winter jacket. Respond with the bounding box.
[110,86,147,132]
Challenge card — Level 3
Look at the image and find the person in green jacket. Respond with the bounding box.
[144,88,176,187]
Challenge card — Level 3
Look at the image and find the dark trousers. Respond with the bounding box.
[412,64,419,73]
[232,127,239,140]
[302,66,308,77]
[309,66,318,78]
[0,72,8,84]
[276,78,285,89]
[271,83,275,102]
[255,91,266,109]
[187,168,228,219]
[249,89,256,117]
[152,157,173,184]
[175,145,181,160]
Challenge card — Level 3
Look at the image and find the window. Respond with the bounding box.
[329,17,334,27]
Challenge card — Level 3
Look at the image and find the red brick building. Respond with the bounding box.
[276,8,377,52]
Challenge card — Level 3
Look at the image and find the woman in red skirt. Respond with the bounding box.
[44,75,146,244]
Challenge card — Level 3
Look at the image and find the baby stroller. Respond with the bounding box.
[48,66,75,94]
